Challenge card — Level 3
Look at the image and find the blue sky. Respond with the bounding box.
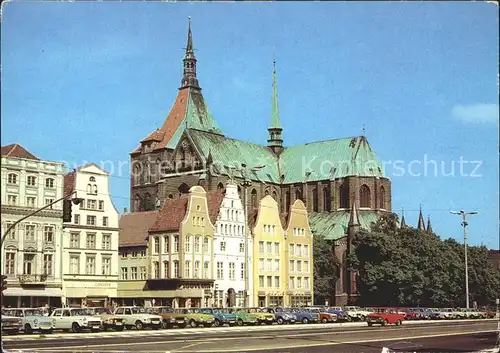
[2,2,498,249]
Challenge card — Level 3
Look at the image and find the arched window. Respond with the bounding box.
[93,184,98,195]
[144,193,151,211]
[87,184,92,193]
[265,189,269,195]
[134,194,142,212]
[272,191,277,200]
[359,184,371,208]
[295,189,302,202]
[341,250,348,294]
[217,182,224,190]
[163,261,169,278]
[146,162,152,183]
[164,236,170,253]
[312,188,319,212]
[89,176,96,182]
[379,186,386,210]
[185,235,191,252]
[251,189,257,208]
[178,183,189,195]
[339,184,348,209]
[134,164,141,185]
[203,237,209,253]
[284,191,290,213]
[156,158,162,177]
[194,236,200,253]
[323,187,331,212]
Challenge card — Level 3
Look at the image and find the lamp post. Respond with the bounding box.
[450,210,478,309]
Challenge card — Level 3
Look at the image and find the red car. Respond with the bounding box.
[366,308,405,327]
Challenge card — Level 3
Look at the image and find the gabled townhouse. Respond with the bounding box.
[1,144,65,308]
[213,184,252,308]
[62,164,120,307]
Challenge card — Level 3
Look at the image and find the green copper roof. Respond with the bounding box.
[167,89,224,149]
[309,211,380,241]
[279,136,385,183]
[269,61,282,129]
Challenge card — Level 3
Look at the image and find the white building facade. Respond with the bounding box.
[62,164,120,308]
[213,184,253,307]
[1,144,65,308]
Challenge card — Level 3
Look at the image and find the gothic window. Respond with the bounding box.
[265,189,269,195]
[180,148,186,168]
[178,183,189,195]
[217,183,224,190]
[144,193,151,211]
[359,184,371,208]
[87,184,92,193]
[284,191,290,213]
[146,162,152,184]
[379,186,386,210]
[339,184,348,209]
[251,189,257,208]
[312,188,319,212]
[134,194,142,212]
[134,164,141,185]
[272,190,277,200]
[323,187,331,212]
[93,184,98,195]
[295,189,302,202]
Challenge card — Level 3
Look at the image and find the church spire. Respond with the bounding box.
[417,205,426,231]
[180,17,200,90]
[400,208,407,228]
[348,197,360,227]
[267,57,284,154]
[427,215,433,234]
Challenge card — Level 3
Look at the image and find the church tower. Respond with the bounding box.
[267,59,284,154]
[180,17,200,90]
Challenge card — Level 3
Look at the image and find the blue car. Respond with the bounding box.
[327,306,351,322]
[200,308,237,327]
[290,307,318,324]
[264,307,296,325]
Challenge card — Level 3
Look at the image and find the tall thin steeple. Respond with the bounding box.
[400,208,407,228]
[180,17,200,90]
[417,205,426,231]
[427,215,433,234]
[267,57,284,154]
[348,197,360,227]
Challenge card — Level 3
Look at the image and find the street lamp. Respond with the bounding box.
[450,210,479,309]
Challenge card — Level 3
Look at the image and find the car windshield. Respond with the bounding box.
[188,308,202,314]
[218,308,233,314]
[25,309,44,316]
[159,307,173,314]
[71,309,93,316]
[248,308,264,313]
[2,309,19,317]
[201,308,215,314]
[131,307,148,314]
[93,308,113,314]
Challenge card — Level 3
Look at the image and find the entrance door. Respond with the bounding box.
[258,296,266,307]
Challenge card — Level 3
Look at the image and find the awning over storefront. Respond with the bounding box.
[2,288,63,297]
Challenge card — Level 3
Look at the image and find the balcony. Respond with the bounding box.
[18,274,48,286]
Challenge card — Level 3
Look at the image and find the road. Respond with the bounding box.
[3,320,499,353]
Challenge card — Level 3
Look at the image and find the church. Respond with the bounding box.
[129,20,392,305]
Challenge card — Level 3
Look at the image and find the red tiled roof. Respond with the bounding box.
[119,211,159,247]
[1,143,40,160]
[206,189,225,224]
[64,171,76,195]
[141,129,165,143]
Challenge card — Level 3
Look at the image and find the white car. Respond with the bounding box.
[3,308,54,334]
[1,311,22,334]
[113,306,162,330]
[343,306,373,321]
[50,308,102,332]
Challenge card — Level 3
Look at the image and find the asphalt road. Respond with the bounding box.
[3,320,499,353]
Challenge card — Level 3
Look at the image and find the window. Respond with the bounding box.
[289,244,294,256]
[297,260,302,272]
[87,200,97,210]
[259,275,264,288]
[185,236,191,252]
[241,263,245,280]
[164,236,170,253]
[297,277,302,288]
[251,189,257,208]
[43,226,54,243]
[86,233,96,249]
[5,222,16,240]
[184,260,191,277]
[103,217,108,227]
[217,262,223,280]
[296,244,302,257]
[258,241,264,254]
[25,225,35,241]
[89,176,96,182]
[266,259,272,271]
[121,251,128,258]
[312,188,319,212]
[173,235,179,252]
[45,198,54,209]
[102,234,111,250]
[98,200,104,210]
[304,277,310,289]
[74,214,80,224]
[43,254,53,276]
[229,263,235,280]
[173,261,180,278]
[140,249,146,257]
[274,259,280,272]
[295,189,302,202]
[153,237,160,254]
[203,237,209,253]
[102,257,111,275]
[304,261,309,273]
[379,186,386,209]
[323,187,331,212]
[289,260,295,272]
[303,245,309,257]
[194,236,200,253]
[140,266,147,280]
[152,261,159,278]
[121,267,128,280]
[267,276,272,288]
[290,277,295,289]
[220,241,226,252]
[7,173,18,184]
[131,266,138,280]
[5,252,15,275]
[266,242,272,254]
[7,195,17,206]
[274,276,280,288]
[163,261,169,278]
[239,243,244,253]
[259,258,264,272]
[86,216,96,226]
[45,178,55,188]
[204,261,209,278]
[339,184,349,209]
[360,184,371,208]
[194,261,200,278]
[86,256,96,275]
[26,197,36,208]
[70,255,80,274]
[274,242,280,255]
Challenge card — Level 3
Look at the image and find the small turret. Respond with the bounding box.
[400,208,407,228]
[267,59,284,154]
[427,215,433,234]
[417,205,426,231]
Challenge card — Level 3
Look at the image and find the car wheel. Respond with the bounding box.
[302,318,309,324]
[135,320,143,330]
[277,317,284,325]
[161,321,169,329]
[321,318,328,323]
[396,320,402,326]
[189,319,197,328]
[237,319,244,326]
[214,319,221,327]
[24,323,33,334]
[382,319,388,326]
[72,322,81,333]
[359,315,366,322]
[346,316,352,322]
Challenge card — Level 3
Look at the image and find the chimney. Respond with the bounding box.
[123,207,128,214]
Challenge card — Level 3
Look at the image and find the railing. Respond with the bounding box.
[18,274,48,284]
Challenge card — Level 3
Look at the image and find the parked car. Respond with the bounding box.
[149,306,187,329]
[245,307,275,325]
[289,307,318,324]
[50,308,102,333]
[264,307,295,325]
[3,308,54,334]
[326,306,351,322]
[1,310,23,334]
[227,308,259,326]
[88,307,125,331]
[113,306,162,330]
[343,306,372,321]
[305,307,337,323]
[174,308,215,328]
[200,307,237,327]
[366,308,405,326]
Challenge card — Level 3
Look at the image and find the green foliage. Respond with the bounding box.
[313,232,338,304]
[349,214,500,307]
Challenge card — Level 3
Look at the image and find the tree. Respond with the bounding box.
[313,232,338,305]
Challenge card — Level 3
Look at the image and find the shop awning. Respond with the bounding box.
[2,288,63,297]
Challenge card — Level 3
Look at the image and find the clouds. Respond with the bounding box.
[452,103,499,124]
